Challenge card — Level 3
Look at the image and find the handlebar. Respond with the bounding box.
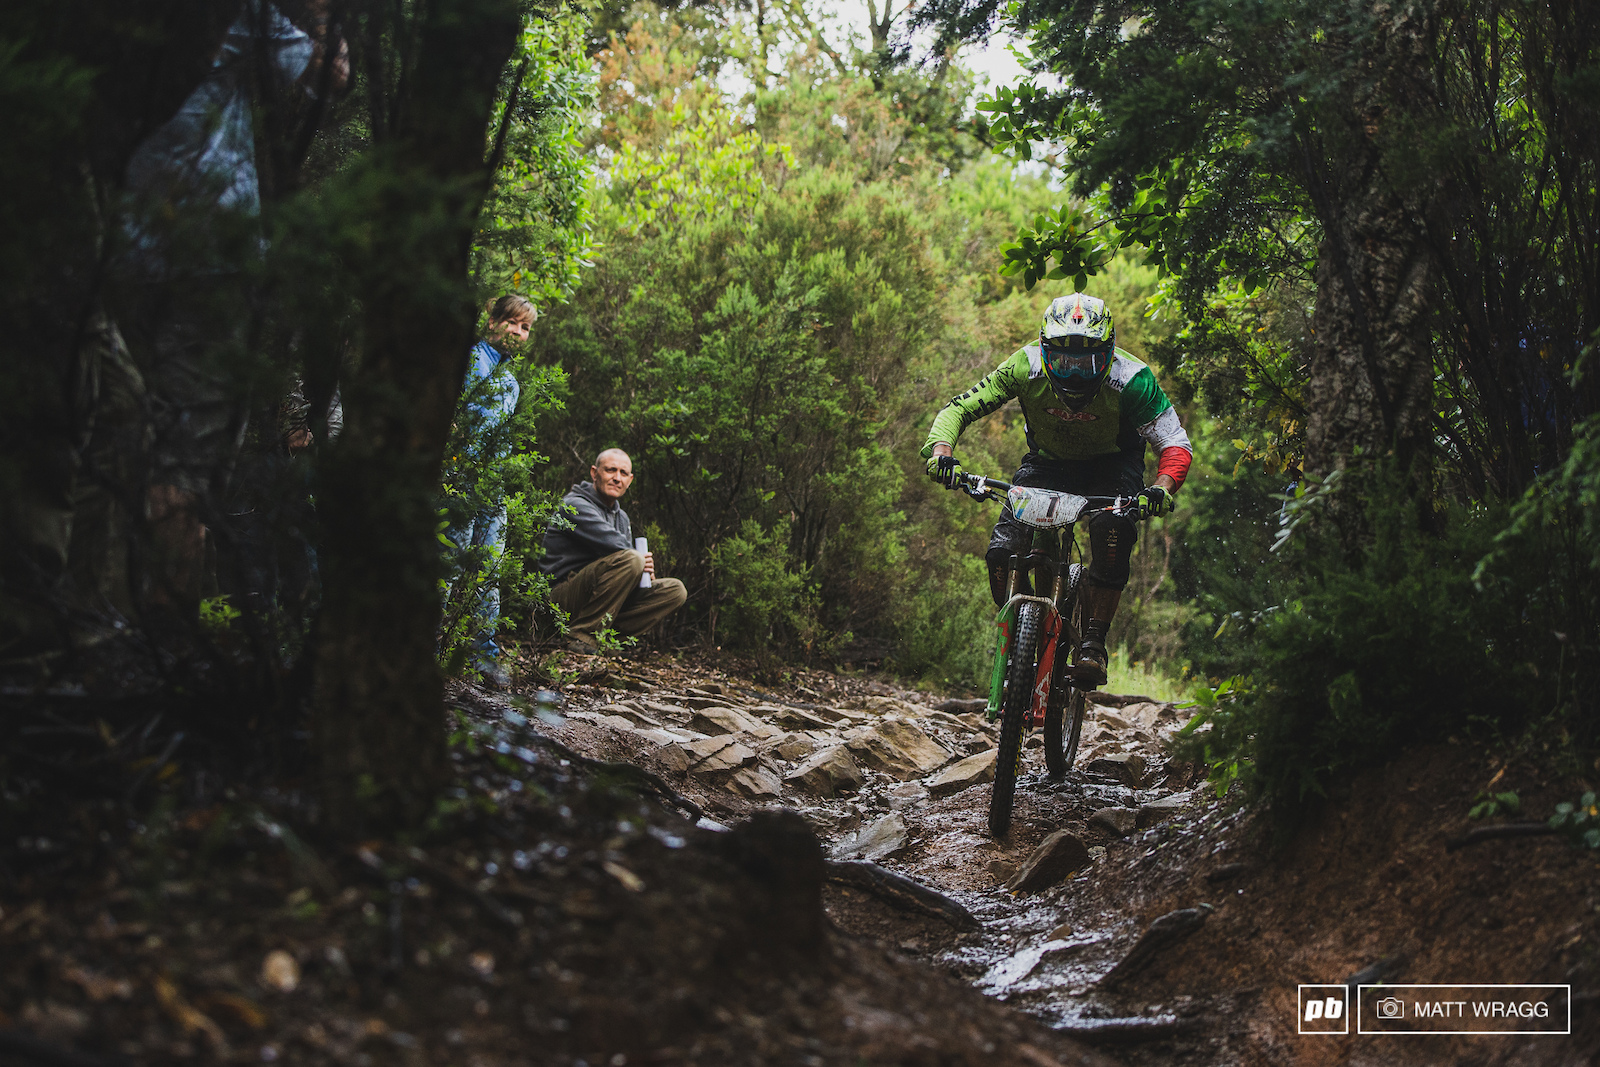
[955,472,1137,515]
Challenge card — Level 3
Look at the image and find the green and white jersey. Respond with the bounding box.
[921,345,1192,463]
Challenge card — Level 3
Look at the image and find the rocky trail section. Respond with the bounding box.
[548,656,1600,1067]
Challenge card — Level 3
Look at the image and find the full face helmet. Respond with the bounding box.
[1040,293,1115,409]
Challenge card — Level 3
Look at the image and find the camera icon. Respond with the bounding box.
[1375,996,1406,1020]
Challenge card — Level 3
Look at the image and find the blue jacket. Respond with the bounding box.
[461,340,520,459]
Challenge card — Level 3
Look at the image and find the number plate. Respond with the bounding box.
[1007,486,1088,529]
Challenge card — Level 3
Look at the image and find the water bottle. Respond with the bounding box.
[635,537,651,588]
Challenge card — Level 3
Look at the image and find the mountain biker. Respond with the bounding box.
[921,293,1192,687]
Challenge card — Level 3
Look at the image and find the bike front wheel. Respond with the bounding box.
[989,600,1042,838]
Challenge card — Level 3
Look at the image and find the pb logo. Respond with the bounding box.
[1298,985,1350,1034]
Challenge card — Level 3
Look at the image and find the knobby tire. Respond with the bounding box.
[989,601,1042,838]
[1044,565,1087,779]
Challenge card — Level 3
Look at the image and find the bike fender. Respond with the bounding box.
[986,601,1017,720]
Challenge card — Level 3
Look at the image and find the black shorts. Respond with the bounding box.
[985,449,1145,590]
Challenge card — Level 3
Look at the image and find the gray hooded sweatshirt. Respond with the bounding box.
[541,481,633,583]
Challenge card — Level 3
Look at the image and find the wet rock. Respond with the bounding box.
[1121,700,1172,727]
[843,719,952,780]
[852,695,930,717]
[986,858,1016,883]
[728,766,784,799]
[628,726,682,747]
[938,697,988,715]
[1098,906,1212,988]
[1205,862,1247,883]
[825,860,980,930]
[688,705,774,738]
[1092,708,1135,732]
[770,732,817,762]
[1089,806,1138,837]
[1136,792,1192,828]
[680,736,757,775]
[833,813,908,862]
[961,737,993,756]
[784,745,864,797]
[1087,751,1147,787]
[597,703,661,726]
[887,782,930,810]
[640,699,697,722]
[956,712,994,732]
[796,806,859,837]
[1088,691,1161,708]
[1008,831,1092,893]
[924,750,998,797]
[677,694,734,709]
[769,705,836,731]
[921,710,977,731]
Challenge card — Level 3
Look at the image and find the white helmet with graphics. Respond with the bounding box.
[1040,293,1115,408]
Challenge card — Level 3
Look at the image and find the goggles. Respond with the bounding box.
[1042,339,1111,381]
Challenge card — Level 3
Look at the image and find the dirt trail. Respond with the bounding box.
[550,654,1600,1066]
[5,651,1597,1065]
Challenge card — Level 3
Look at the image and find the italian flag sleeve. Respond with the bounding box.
[1123,368,1194,490]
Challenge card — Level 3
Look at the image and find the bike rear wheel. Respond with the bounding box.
[1046,686,1088,776]
[1044,566,1086,779]
[989,600,1042,838]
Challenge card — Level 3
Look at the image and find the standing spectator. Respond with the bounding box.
[444,295,537,687]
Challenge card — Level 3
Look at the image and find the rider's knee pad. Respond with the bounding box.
[985,547,1012,607]
[1084,511,1135,589]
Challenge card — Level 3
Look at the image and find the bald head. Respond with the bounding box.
[591,449,634,503]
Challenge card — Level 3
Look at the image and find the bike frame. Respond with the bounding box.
[975,478,1121,727]
[956,471,1139,836]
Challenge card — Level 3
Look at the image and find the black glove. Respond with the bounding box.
[928,453,963,489]
[1135,485,1175,519]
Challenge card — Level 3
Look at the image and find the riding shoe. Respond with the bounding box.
[1074,636,1109,689]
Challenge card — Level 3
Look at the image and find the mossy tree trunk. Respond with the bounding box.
[1298,2,1438,534]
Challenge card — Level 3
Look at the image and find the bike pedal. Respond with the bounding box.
[1069,664,1108,687]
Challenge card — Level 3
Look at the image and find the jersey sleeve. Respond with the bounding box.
[920,348,1030,459]
[1137,406,1194,488]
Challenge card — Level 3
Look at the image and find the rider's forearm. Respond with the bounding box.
[1154,444,1191,489]
[1154,473,1177,492]
[931,441,954,458]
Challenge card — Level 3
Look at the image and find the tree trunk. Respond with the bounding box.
[1302,184,1435,480]
[312,0,521,836]
[1299,2,1437,529]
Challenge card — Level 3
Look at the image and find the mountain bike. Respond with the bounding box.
[955,472,1140,837]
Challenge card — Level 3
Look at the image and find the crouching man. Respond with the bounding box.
[541,449,686,649]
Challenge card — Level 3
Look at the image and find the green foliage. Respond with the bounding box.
[473,13,598,302]
[1469,791,1522,820]
[1174,675,1252,799]
[197,596,242,637]
[1170,464,1566,818]
[592,615,639,655]
[709,519,829,656]
[527,32,1074,675]
[1549,793,1600,850]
